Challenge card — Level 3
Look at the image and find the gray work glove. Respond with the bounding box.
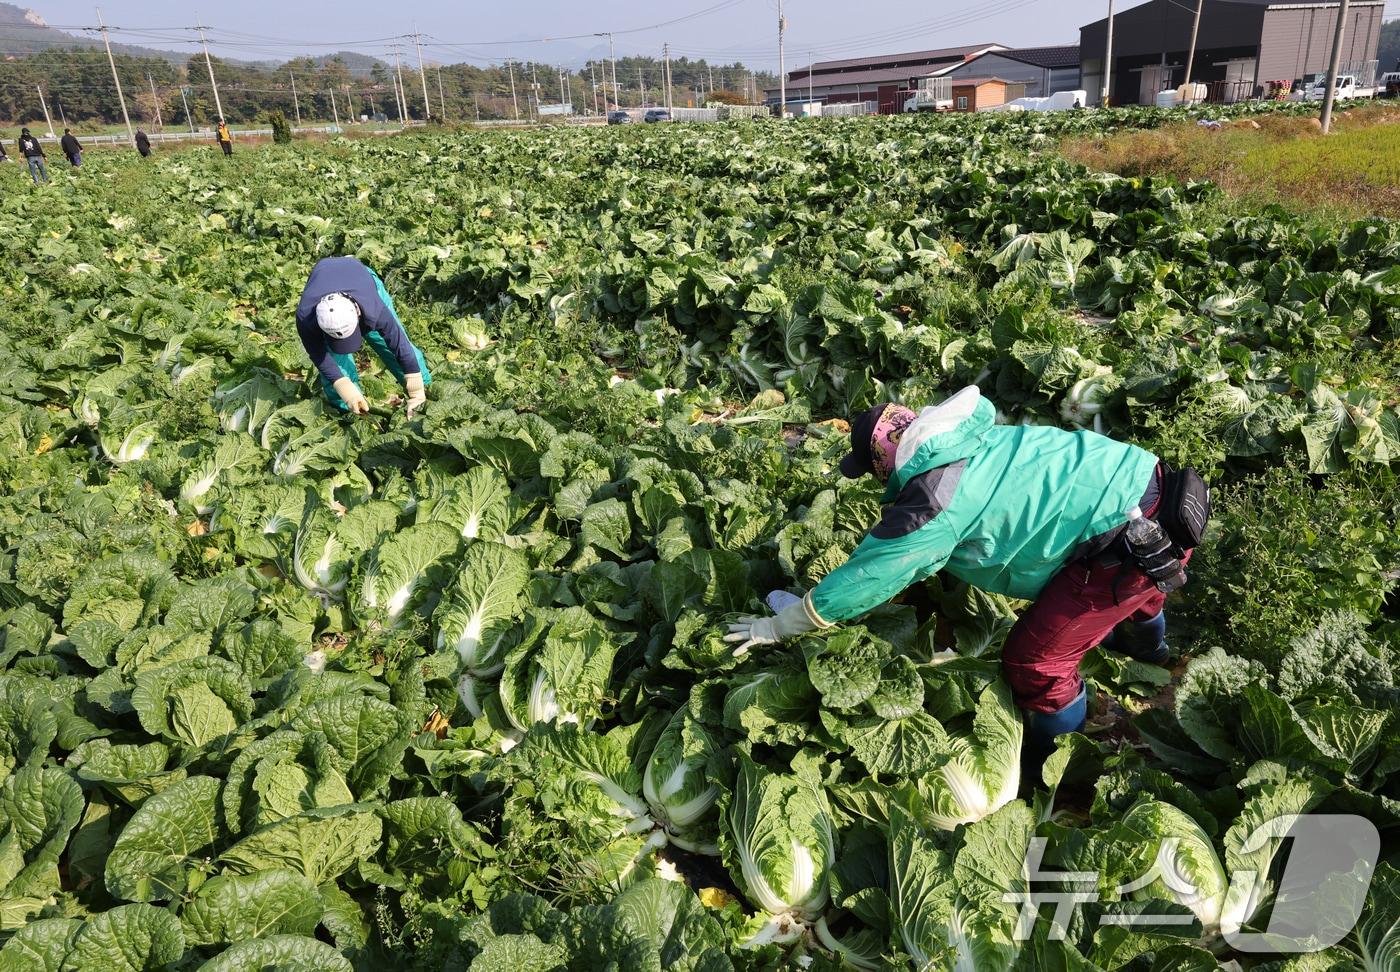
[724,593,829,656]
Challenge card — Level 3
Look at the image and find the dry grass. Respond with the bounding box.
[1062,103,1400,220]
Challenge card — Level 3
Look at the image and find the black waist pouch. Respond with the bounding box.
[1156,465,1211,552]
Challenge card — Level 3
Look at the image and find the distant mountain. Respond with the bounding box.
[313,51,387,77]
[0,3,388,74]
[0,3,191,63]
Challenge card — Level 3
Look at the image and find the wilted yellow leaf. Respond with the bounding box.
[698,887,736,909]
[422,708,451,739]
[33,434,53,455]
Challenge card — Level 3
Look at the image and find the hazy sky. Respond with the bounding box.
[30,0,1399,70]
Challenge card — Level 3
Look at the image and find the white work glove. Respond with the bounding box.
[403,372,426,417]
[724,593,828,656]
[333,377,369,415]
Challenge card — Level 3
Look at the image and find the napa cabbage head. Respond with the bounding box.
[433,541,530,676]
[415,465,511,541]
[354,522,462,627]
[642,709,720,849]
[721,755,834,922]
[100,420,159,465]
[498,607,620,732]
[920,681,1022,831]
[1121,801,1229,935]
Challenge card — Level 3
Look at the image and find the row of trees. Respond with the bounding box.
[0,48,780,128]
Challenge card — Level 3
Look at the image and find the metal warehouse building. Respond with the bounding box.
[768,43,1084,112]
[939,45,1083,98]
[1080,0,1384,105]
[770,43,1007,111]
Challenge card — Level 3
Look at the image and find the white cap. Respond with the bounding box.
[315,292,361,342]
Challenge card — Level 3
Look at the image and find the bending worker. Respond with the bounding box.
[295,256,430,416]
[726,386,1207,772]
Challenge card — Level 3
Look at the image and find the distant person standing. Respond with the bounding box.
[0,140,10,163]
[135,129,152,157]
[18,129,47,184]
[216,119,232,156]
[60,128,82,167]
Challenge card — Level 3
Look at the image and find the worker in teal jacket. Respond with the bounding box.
[296,257,430,416]
[726,386,1196,771]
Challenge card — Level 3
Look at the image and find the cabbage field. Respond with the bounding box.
[0,108,1397,971]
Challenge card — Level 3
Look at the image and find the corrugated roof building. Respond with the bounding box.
[767,43,1082,109]
[767,43,1008,110]
[941,45,1083,97]
[793,43,1008,78]
[1080,0,1383,104]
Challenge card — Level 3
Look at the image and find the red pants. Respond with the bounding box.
[1002,550,1191,713]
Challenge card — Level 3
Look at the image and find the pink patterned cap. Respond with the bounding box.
[840,402,916,481]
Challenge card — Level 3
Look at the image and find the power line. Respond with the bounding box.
[419,0,749,48]
[6,0,749,60]
[668,0,1049,62]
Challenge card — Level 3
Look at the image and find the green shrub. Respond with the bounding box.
[269,110,292,144]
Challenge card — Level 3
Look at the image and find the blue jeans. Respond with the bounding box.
[27,157,47,183]
[319,328,431,412]
[67,152,81,167]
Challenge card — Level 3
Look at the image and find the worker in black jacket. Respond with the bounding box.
[59,128,81,167]
[135,129,152,157]
[17,129,47,184]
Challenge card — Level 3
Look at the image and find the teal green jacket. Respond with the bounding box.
[809,388,1158,623]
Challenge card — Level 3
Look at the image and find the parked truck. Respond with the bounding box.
[1295,74,1376,102]
[903,77,952,112]
[1382,61,1400,98]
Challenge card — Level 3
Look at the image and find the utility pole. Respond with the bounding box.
[530,61,539,120]
[601,32,619,108]
[558,68,567,110]
[179,85,194,132]
[1182,0,1204,98]
[639,66,646,106]
[777,0,787,118]
[589,61,599,114]
[289,70,301,126]
[436,65,447,122]
[148,74,163,130]
[808,51,813,106]
[414,30,431,120]
[1100,0,1115,107]
[57,98,67,128]
[1320,0,1352,133]
[97,9,135,145]
[663,42,672,111]
[345,84,354,121]
[196,20,225,124]
[36,85,55,139]
[708,62,714,97]
[507,59,520,120]
[393,49,407,122]
[329,88,339,127]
